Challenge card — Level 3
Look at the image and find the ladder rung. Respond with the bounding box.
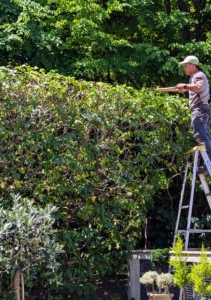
[190,229,211,233]
[180,205,189,209]
[178,229,211,233]
[206,193,211,196]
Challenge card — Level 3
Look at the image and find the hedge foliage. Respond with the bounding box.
[0,65,193,298]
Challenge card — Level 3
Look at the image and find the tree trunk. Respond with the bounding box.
[21,272,25,300]
[144,218,150,249]
[12,268,21,300]
[182,287,186,300]
[164,0,171,15]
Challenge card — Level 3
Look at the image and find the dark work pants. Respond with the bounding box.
[191,106,211,160]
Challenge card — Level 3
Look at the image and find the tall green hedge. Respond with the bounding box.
[0,65,193,298]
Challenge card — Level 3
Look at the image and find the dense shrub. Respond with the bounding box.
[0,65,193,298]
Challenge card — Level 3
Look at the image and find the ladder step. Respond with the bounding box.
[200,150,211,176]
[205,192,211,196]
[178,229,211,233]
[180,205,189,209]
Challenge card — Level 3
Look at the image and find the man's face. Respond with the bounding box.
[183,63,196,75]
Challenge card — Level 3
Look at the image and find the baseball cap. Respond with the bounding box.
[179,55,199,65]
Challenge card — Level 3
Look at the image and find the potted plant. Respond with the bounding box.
[0,194,64,300]
[140,270,174,300]
[169,233,191,300]
[170,234,211,300]
[189,244,211,300]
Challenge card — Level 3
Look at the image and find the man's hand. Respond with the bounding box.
[175,83,187,93]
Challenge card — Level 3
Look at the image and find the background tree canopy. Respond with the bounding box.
[1,0,211,87]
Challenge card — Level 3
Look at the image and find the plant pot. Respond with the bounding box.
[147,293,174,300]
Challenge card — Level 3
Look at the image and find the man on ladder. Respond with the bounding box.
[172,56,211,250]
[175,55,211,174]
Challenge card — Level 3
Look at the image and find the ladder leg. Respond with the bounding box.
[198,173,211,209]
[174,146,211,251]
[185,150,198,250]
[173,159,189,245]
[200,150,211,176]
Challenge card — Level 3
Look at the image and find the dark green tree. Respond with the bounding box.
[1,0,211,87]
[0,193,63,300]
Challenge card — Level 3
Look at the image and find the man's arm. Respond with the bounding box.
[175,83,202,93]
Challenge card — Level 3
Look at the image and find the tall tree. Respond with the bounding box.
[1,0,211,86]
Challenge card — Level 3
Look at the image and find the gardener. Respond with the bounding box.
[175,55,211,174]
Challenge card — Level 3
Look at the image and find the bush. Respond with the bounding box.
[0,193,63,300]
[0,65,193,298]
